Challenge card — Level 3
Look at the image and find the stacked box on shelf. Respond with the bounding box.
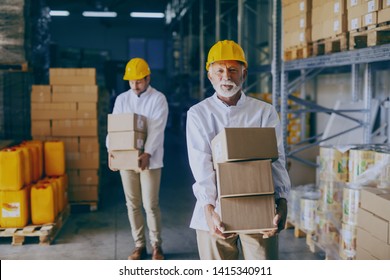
[30,68,101,204]
[282,0,312,60]
[107,113,147,170]
[312,0,348,41]
[211,128,279,233]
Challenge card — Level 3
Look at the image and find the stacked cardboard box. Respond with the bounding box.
[30,68,101,203]
[283,0,312,50]
[348,0,383,31]
[356,188,390,259]
[211,128,279,233]
[107,113,147,171]
[312,0,348,41]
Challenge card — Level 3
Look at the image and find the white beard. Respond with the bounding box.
[212,80,242,98]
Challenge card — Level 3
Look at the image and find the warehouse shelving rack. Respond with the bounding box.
[279,44,390,167]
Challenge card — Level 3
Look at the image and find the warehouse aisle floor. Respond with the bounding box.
[0,128,325,260]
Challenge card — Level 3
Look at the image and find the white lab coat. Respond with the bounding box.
[186,92,291,231]
[107,86,168,169]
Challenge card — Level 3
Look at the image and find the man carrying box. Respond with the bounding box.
[107,58,168,260]
[186,40,291,260]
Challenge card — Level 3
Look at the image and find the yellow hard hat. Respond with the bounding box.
[206,40,247,70]
[123,58,151,80]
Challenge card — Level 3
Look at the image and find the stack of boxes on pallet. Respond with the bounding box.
[211,128,278,233]
[296,144,390,259]
[31,68,101,205]
[283,0,312,60]
[0,140,68,228]
[283,0,390,60]
[349,0,390,49]
[107,113,147,170]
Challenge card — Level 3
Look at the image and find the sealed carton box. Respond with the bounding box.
[360,188,390,221]
[107,113,147,133]
[68,185,98,202]
[109,150,140,171]
[31,85,51,103]
[357,207,389,244]
[220,194,276,233]
[211,127,278,169]
[108,131,146,151]
[216,159,274,197]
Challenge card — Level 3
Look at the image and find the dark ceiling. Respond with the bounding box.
[45,0,170,16]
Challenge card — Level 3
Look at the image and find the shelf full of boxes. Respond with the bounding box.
[283,0,390,61]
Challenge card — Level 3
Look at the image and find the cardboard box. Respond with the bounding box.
[31,85,51,103]
[360,188,390,221]
[108,131,146,151]
[220,195,276,233]
[66,151,100,169]
[49,68,96,85]
[79,137,99,152]
[384,0,390,8]
[68,185,99,202]
[378,7,390,23]
[31,120,51,136]
[216,159,274,197]
[109,150,141,171]
[366,0,382,12]
[51,85,98,103]
[52,120,98,136]
[211,127,278,169]
[363,11,378,26]
[359,226,390,259]
[348,0,362,8]
[357,207,389,244]
[356,246,377,260]
[68,169,99,185]
[107,113,147,133]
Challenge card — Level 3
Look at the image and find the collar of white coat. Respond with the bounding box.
[212,90,246,108]
[131,85,152,98]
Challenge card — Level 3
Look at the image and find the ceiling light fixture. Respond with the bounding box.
[49,10,70,16]
[82,11,117,17]
[130,12,165,18]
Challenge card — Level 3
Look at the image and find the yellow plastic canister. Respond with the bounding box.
[15,146,33,186]
[44,141,66,176]
[47,175,68,212]
[0,186,30,228]
[31,183,56,224]
[38,179,59,216]
[0,148,25,191]
[24,140,44,180]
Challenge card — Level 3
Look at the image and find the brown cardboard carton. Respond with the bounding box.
[216,159,274,197]
[211,127,278,169]
[108,131,146,151]
[31,85,51,103]
[107,113,147,133]
[220,194,276,233]
[356,247,377,260]
[66,152,100,169]
[68,185,98,201]
[384,0,390,8]
[109,150,141,171]
[49,68,96,85]
[378,7,390,23]
[357,207,389,244]
[52,120,98,136]
[79,137,99,152]
[362,11,378,26]
[360,188,390,221]
[51,85,98,103]
[68,169,99,185]
[31,120,51,136]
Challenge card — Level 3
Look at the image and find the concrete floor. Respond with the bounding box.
[0,128,325,260]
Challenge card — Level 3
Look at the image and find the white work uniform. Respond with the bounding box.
[109,85,168,248]
[186,92,291,232]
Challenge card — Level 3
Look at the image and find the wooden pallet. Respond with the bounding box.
[312,33,349,56]
[350,22,390,49]
[70,201,98,212]
[284,44,313,61]
[0,205,70,246]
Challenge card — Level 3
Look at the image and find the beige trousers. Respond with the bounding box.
[119,168,162,248]
[196,230,278,260]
